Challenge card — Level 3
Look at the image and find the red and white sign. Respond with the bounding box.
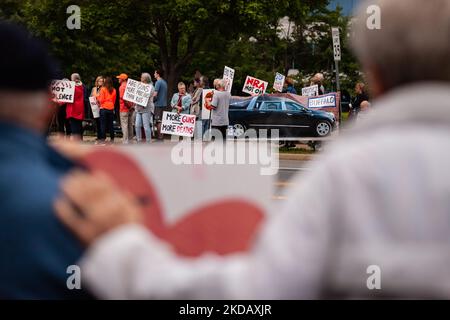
[273,73,285,93]
[81,144,272,256]
[89,97,100,118]
[242,76,268,96]
[51,80,75,103]
[161,111,196,137]
[201,89,215,120]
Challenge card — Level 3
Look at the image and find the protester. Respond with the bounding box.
[356,100,371,122]
[0,22,93,299]
[201,76,212,138]
[210,79,231,140]
[284,77,297,94]
[54,0,450,299]
[311,73,326,95]
[153,69,169,140]
[117,73,134,144]
[65,73,85,140]
[170,82,191,115]
[349,82,370,121]
[190,78,203,139]
[97,77,116,144]
[56,102,71,136]
[135,73,155,143]
[90,76,104,141]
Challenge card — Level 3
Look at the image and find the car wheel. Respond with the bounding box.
[233,123,246,138]
[315,121,331,137]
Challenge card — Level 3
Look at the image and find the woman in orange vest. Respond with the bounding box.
[97,77,117,143]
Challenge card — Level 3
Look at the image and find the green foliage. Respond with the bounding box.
[0,0,363,96]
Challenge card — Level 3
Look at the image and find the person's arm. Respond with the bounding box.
[182,95,192,112]
[170,94,177,109]
[211,91,219,110]
[153,81,160,102]
[97,88,105,106]
[55,159,335,299]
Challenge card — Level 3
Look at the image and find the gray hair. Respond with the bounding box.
[141,72,152,84]
[71,73,81,82]
[217,79,226,89]
[351,0,450,91]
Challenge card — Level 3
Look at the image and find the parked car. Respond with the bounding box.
[228,95,336,138]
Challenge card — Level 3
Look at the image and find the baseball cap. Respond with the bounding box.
[116,73,128,80]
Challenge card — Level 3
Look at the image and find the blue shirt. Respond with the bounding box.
[0,122,93,299]
[154,79,168,107]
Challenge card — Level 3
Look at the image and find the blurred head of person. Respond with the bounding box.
[360,100,371,112]
[355,82,366,95]
[200,76,209,88]
[116,73,128,84]
[103,77,114,93]
[140,73,152,84]
[154,69,163,80]
[216,79,226,91]
[178,82,186,95]
[71,73,82,85]
[0,22,60,133]
[95,76,104,88]
[352,0,450,98]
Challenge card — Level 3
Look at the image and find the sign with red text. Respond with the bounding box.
[124,78,152,106]
[242,76,268,96]
[51,80,75,103]
[223,66,235,93]
[161,111,196,137]
[89,97,100,118]
[273,73,285,93]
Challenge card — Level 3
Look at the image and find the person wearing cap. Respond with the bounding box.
[0,22,92,299]
[117,73,134,144]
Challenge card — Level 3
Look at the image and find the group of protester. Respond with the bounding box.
[55,69,234,143]
[3,0,450,300]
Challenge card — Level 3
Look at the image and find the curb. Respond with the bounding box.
[277,153,315,161]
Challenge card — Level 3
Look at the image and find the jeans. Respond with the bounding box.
[135,112,152,143]
[100,108,114,141]
[120,111,134,143]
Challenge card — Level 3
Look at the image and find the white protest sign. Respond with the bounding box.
[273,73,285,93]
[308,93,337,109]
[124,79,152,106]
[223,66,235,92]
[161,111,196,137]
[332,27,341,61]
[89,97,100,118]
[302,84,319,97]
[242,76,268,96]
[201,89,215,120]
[51,80,75,103]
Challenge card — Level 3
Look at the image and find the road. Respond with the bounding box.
[274,159,311,201]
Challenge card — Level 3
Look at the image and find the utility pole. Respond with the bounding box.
[331,27,342,124]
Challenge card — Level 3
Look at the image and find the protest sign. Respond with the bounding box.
[51,80,75,103]
[81,143,273,256]
[123,78,152,106]
[223,66,235,92]
[242,76,268,96]
[201,89,215,120]
[273,73,285,93]
[302,84,319,97]
[89,97,100,118]
[161,111,196,138]
[308,93,337,109]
